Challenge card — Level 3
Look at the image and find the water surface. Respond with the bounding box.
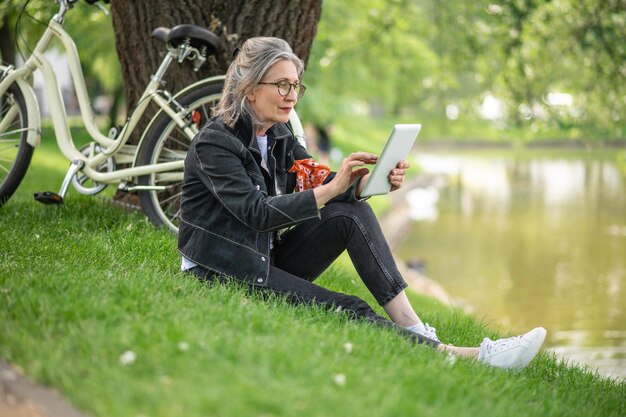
[397,148,626,379]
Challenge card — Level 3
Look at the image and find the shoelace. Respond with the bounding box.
[481,335,522,355]
[423,323,439,341]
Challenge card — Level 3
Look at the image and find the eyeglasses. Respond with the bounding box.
[258,80,306,98]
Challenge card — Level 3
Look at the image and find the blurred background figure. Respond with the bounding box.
[304,123,332,165]
[315,124,331,165]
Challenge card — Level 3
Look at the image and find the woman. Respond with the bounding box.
[178,37,546,370]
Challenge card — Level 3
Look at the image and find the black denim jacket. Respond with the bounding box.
[178,116,356,286]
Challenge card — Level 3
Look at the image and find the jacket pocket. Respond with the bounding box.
[248,171,268,194]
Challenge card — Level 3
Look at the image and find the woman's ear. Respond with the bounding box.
[246,88,256,102]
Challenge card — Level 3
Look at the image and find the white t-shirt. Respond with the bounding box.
[257,134,268,163]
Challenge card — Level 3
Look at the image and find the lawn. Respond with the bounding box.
[0,133,624,417]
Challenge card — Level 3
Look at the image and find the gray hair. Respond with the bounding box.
[213,37,304,128]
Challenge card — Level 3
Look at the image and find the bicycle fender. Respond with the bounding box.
[17,79,42,148]
[172,75,226,100]
[0,67,42,147]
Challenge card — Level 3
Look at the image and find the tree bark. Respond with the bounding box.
[0,13,16,66]
[109,0,322,140]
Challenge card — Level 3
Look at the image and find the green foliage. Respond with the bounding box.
[456,0,626,132]
[1,1,121,112]
[299,0,626,141]
[62,2,121,93]
[299,0,438,125]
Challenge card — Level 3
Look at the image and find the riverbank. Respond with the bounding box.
[415,138,626,149]
[326,113,626,157]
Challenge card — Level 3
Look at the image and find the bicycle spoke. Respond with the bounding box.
[157,189,182,205]
[0,105,19,132]
[0,100,13,111]
[76,174,89,185]
[162,201,181,219]
[0,100,16,113]
[164,135,192,150]
[0,128,36,138]
[167,208,182,221]
[0,144,19,154]
[199,104,211,121]
[0,162,10,174]
[157,147,186,162]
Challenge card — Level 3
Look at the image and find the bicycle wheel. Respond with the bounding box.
[136,80,224,233]
[0,82,34,207]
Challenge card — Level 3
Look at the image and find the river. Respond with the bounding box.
[396,148,626,379]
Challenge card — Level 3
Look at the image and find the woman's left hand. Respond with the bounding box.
[355,160,410,197]
[389,160,410,192]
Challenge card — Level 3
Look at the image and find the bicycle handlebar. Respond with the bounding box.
[63,0,110,5]
[53,0,110,22]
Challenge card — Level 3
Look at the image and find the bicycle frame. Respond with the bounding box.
[0,15,197,184]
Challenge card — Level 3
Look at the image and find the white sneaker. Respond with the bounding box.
[478,327,547,370]
[406,322,440,342]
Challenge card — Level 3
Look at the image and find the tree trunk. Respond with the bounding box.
[0,13,16,66]
[109,0,322,142]
[108,0,321,203]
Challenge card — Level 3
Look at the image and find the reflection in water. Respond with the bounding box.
[406,187,440,221]
[399,150,626,379]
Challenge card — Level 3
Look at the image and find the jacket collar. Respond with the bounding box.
[231,115,293,150]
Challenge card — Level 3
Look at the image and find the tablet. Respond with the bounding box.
[360,124,421,197]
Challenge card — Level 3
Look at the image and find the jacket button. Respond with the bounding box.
[257,278,264,283]
[261,256,266,262]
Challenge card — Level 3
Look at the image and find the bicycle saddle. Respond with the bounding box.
[152,25,222,56]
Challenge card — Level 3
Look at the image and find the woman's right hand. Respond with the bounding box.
[313,152,377,207]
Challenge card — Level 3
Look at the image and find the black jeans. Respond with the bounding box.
[190,200,439,348]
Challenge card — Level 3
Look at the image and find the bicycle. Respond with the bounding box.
[0,0,306,233]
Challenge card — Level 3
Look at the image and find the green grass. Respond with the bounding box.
[0,134,624,417]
